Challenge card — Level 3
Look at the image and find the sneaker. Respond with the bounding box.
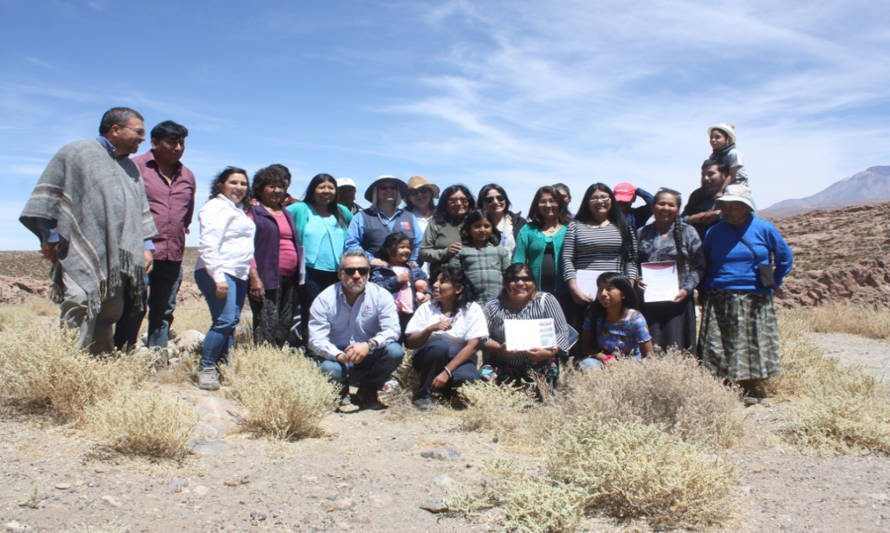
[413,397,436,411]
[353,386,387,411]
[197,367,220,391]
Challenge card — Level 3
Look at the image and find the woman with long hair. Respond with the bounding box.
[477,183,526,257]
[419,184,475,280]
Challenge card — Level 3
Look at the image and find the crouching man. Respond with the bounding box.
[308,250,403,410]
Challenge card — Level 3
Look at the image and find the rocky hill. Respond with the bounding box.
[762,165,890,217]
[768,202,890,309]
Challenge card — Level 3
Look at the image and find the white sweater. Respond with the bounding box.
[195,195,255,282]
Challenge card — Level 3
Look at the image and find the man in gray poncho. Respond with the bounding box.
[20,107,158,354]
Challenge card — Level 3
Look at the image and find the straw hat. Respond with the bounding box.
[406,175,440,198]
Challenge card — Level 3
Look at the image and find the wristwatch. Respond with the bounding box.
[367,338,379,351]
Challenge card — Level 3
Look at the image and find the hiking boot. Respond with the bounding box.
[412,397,436,411]
[353,386,387,411]
[337,386,358,413]
[197,367,220,391]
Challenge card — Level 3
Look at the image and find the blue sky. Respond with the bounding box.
[2,0,888,250]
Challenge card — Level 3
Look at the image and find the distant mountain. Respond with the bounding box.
[761,166,890,218]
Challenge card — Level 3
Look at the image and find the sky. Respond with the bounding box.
[2,0,889,250]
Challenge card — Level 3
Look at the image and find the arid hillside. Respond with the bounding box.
[2,203,889,308]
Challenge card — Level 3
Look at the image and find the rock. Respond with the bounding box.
[4,521,26,532]
[368,493,393,508]
[166,478,189,493]
[432,474,455,489]
[327,498,354,511]
[194,485,210,497]
[249,511,266,522]
[420,497,448,513]
[335,482,352,490]
[187,437,234,455]
[192,396,242,437]
[421,446,461,461]
[54,483,72,490]
[101,495,122,508]
[175,330,205,352]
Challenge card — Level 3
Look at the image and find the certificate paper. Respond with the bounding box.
[641,261,679,302]
[576,269,607,301]
[504,319,557,351]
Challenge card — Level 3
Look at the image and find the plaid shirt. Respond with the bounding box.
[448,243,510,304]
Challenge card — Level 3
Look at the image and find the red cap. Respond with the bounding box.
[613,182,636,202]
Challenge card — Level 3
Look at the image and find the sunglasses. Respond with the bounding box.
[509,276,535,283]
[485,194,506,204]
[341,267,370,276]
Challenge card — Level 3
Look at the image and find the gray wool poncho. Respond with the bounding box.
[19,139,157,319]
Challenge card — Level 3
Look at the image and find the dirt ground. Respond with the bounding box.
[1,331,889,532]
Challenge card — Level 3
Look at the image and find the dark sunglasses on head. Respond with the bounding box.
[341,267,370,276]
[509,276,535,283]
[485,194,506,204]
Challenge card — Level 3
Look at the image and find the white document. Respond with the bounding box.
[576,269,607,301]
[504,318,557,351]
[641,261,679,302]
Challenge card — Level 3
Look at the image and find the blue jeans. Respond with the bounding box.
[314,342,404,389]
[412,339,477,398]
[195,268,247,369]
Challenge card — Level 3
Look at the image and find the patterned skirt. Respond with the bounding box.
[697,289,780,381]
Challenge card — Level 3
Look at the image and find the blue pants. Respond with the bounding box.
[114,260,183,350]
[314,342,404,389]
[195,268,247,369]
[412,339,478,398]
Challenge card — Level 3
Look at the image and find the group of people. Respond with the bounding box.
[21,109,793,410]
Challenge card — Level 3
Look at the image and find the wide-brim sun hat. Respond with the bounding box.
[716,183,755,211]
[364,175,408,202]
[407,175,440,198]
[708,123,737,143]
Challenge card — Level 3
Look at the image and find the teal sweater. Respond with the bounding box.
[512,223,568,295]
[286,202,353,270]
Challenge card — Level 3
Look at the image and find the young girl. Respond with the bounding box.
[447,209,511,304]
[579,272,654,368]
[370,232,430,333]
[707,122,749,191]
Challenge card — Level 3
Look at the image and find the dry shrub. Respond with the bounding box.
[450,418,737,531]
[805,302,890,340]
[561,352,744,448]
[88,387,196,458]
[458,380,539,440]
[547,417,736,530]
[0,309,149,421]
[447,456,585,533]
[771,310,890,454]
[224,344,337,440]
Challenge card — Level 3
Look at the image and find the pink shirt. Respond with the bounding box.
[276,212,298,276]
[134,150,196,262]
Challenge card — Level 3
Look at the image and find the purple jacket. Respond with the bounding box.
[249,204,302,290]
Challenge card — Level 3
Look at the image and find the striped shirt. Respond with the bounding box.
[483,292,571,355]
[561,221,639,281]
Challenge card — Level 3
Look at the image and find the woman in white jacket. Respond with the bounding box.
[194,167,255,390]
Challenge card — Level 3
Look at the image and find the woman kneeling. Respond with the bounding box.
[405,266,488,410]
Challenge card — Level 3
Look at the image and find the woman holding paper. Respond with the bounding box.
[637,188,704,352]
[405,265,488,410]
[698,184,793,405]
[482,263,571,388]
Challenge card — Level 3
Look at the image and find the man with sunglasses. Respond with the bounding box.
[308,250,404,410]
[20,107,157,354]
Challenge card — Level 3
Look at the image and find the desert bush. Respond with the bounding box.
[547,417,737,530]
[0,309,149,421]
[458,380,540,441]
[224,344,338,440]
[450,418,737,532]
[88,387,196,458]
[560,352,744,448]
[805,302,890,340]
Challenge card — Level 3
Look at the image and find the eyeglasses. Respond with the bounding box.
[509,276,535,283]
[341,267,370,276]
[485,195,505,204]
[448,196,469,204]
[117,124,145,136]
[589,195,611,203]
